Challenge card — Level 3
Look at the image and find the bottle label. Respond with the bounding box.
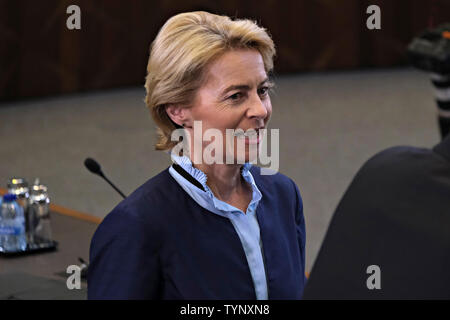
[0,226,23,235]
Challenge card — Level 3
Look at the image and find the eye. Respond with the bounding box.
[258,86,269,97]
[228,92,243,101]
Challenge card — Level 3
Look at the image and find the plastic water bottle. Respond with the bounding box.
[7,178,30,241]
[0,194,27,252]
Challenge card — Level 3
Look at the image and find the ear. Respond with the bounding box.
[165,104,192,128]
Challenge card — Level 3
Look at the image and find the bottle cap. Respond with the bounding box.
[3,193,17,202]
[7,178,29,200]
[7,178,28,189]
[30,184,49,203]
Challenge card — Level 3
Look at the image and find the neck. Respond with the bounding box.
[193,162,245,201]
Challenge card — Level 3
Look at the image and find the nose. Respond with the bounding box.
[247,93,268,120]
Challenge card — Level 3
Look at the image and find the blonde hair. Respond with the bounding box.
[144,11,276,151]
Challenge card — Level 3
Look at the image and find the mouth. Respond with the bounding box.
[233,127,264,144]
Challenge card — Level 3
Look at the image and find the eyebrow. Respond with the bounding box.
[221,78,270,95]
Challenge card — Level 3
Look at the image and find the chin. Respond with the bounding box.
[229,148,259,165]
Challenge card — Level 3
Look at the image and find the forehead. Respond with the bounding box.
[201,49,267,92]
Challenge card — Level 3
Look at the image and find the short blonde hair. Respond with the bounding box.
[144,11,276,151]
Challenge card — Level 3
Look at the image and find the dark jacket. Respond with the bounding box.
[88,165,306,299]
[304,135,450,299]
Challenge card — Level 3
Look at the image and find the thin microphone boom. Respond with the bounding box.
[101,174,127,199]
[84,157,127,199]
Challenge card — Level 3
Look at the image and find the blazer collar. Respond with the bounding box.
[433,134,450,162]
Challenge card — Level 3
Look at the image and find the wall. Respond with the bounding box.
[1,0,449,100]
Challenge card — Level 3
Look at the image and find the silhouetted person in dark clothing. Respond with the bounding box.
[304,134,450,299]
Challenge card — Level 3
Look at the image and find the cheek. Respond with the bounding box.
[197,113,240,143]
[207,115,238,132]
[210,110,242,131]
[265,100,273,120]
[191,107,224,130]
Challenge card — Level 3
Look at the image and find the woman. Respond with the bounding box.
[87,11,306,300]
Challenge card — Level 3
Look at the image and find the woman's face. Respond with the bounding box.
[186,48,273,164]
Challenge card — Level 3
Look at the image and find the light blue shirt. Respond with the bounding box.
[168,154,268,300]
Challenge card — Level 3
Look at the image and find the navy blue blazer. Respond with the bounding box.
[87,165,306,299]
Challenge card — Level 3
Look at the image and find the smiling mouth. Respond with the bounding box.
[233,128,261,138]
[232,128,263,145]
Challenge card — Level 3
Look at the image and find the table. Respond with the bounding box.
[0,210,99,299]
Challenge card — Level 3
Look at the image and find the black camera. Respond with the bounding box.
[407,23,450,75]
[408,23,450,138]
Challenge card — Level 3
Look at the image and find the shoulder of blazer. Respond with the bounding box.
[98,167,179,230]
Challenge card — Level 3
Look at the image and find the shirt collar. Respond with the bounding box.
[169,153,261,214]
[170,153,253,191]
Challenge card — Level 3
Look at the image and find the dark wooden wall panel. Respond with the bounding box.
[1,0,450,101]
